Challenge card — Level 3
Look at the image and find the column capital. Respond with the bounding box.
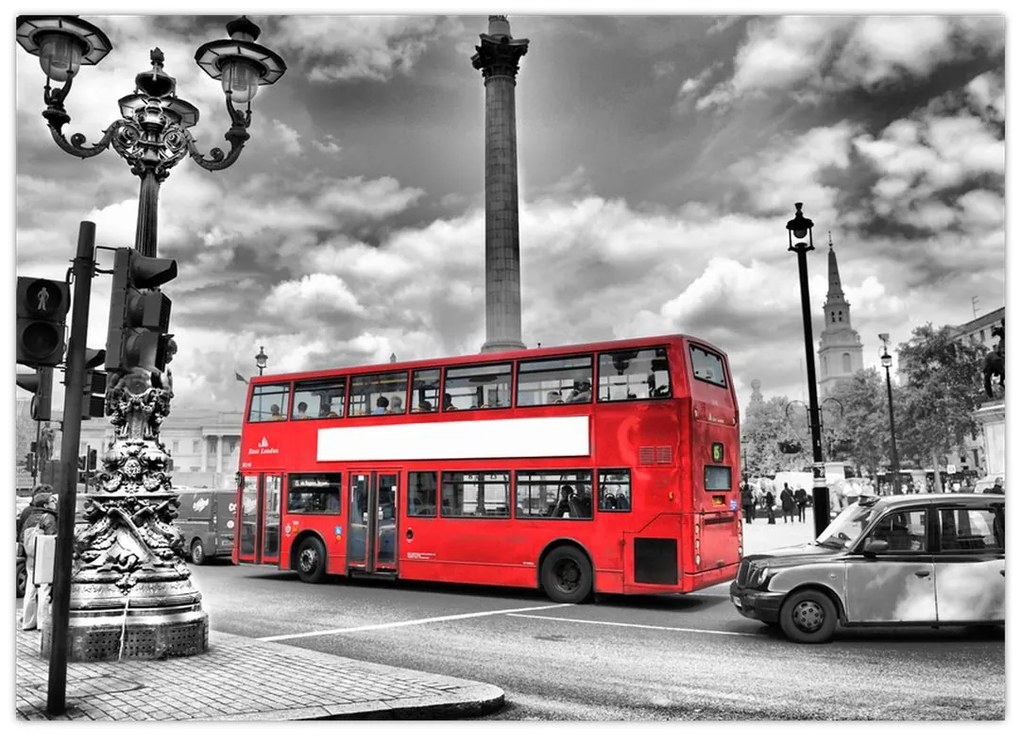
[472,35,529,79]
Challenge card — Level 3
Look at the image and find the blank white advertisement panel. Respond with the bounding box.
[317,416,591,462]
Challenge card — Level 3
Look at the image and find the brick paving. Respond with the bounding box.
[15,618,504,721]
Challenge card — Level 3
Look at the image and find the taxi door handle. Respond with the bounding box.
[914,570,930,578]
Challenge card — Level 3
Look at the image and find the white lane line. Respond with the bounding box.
[257,603,570,642]
[507,613,757,637]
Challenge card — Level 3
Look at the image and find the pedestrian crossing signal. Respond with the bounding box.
[106,248,177,373]
[16,276,70,367]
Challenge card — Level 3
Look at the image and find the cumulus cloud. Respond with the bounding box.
[270,120,303,156]
[273,16,450,82]
[263,273,365,318]
[313,176,425,219]
[852,108,1004,232]
[313,135,343,156]
[696,16,1004,109]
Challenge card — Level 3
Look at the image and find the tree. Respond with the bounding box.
[828,369,893,482]
[895,323,985,492]
[742,394,810,478]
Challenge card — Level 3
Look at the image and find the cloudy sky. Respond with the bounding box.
[9,4,1008,419]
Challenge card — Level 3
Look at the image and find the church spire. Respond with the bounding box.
[826,231,845,302]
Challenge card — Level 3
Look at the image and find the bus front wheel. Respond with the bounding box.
[296,537,327,583]
[540,545,592,603]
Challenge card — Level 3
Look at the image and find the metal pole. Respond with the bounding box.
[792,246,830,535]
[884,363,900,494]
[47,220,95,715]
[33,419,41,487]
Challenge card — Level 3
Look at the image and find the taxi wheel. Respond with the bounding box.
[780,589,837,643]
[540,545,592,603]
[296,537,327,583]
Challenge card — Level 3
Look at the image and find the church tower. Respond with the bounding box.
[817,234,864,395]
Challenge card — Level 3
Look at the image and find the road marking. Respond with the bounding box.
[256,604,570,642]
[507,613,757,637]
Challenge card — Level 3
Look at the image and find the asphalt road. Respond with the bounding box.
[189,553,1005,721]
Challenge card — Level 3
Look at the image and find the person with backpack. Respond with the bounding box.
[794,487,808,522]
[780,483,795,524]
[765,490,777,524]
[19,485,58,631]
[740,480,755,523]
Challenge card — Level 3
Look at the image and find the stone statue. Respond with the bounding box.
[983,321,1004,399]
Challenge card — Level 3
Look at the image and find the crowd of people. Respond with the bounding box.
[740,479,808,524]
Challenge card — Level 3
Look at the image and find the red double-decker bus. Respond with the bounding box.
[233,334,742,602]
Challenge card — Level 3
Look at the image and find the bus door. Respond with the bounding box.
[236,473,282,565]
[346,471,399,574]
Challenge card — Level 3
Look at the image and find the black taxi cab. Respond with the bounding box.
[730,493,1005,643]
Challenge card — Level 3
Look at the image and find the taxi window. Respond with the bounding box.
[868,510,927,553]
[938,507,1002,553]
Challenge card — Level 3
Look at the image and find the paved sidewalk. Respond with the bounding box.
[742,508,820,555]
[15,616,504,721]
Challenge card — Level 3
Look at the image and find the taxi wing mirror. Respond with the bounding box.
[862,537,889,556]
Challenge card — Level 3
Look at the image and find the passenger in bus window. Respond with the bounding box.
[414,400,433,413]
[549,485,574,518]
[569,488,591,518]
[372,396,389,415]
[443,393,458,411]
[270,404,284,421]
[389,395,404,414]
[295,401,310,419]
[547,391,564,404]
[566,379,592,403]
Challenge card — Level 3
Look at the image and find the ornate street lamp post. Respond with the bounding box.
[879,334,900,495]
[16,15,285,673]
[786,203,830,536]
[255,345,268,376]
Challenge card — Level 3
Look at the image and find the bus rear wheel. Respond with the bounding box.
[296,537,327,583]
[540,545,592,603]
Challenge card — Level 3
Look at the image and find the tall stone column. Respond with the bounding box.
[472,15,529,353]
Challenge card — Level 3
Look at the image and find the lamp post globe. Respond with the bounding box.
[786,203,830,536]
[255,346,268,376]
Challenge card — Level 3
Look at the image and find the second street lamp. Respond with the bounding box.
[786,202,830,536]
[880,333,900,495]
[255,345,268,376]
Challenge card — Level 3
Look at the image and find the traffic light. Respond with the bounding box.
[106,247,177,373]
[17,276,70,366]
[25,452,37,476]
[87,448,98,470]
[81,348,107,420]
[16,366,54,421]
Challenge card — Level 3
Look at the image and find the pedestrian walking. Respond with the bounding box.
[794,487,808,522]
[740,480,755,523]
[765,490,776,524]
[19,485,58,631]
[780,483,795,524]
